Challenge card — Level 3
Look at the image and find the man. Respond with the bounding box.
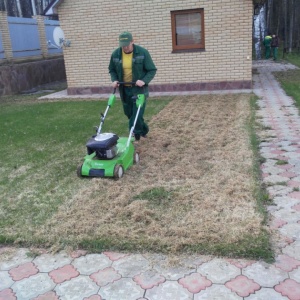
[263,32,272,59]
[271,34,279,61]
[108,32,157,141]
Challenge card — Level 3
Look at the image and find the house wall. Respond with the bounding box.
[58,0,253,95]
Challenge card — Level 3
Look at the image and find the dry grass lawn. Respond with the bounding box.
[35,94,265,254]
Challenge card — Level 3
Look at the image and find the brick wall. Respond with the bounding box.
[0,11,13,60]
[58,0,253,94]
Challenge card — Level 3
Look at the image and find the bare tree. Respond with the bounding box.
[289,0,294,52]
[260,0,300,53]
[266,0,272,30]
[283,0,288,50]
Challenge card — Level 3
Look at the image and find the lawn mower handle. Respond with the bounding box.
[116,82,145,96]
[113,82,136,94]
[117,81,136,85]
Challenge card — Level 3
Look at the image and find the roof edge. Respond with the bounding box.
[43,0,64,16]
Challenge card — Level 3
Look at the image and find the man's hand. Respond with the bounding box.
[112,81,119,88]
[135,80,145,87]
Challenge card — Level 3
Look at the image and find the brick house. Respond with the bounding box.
[45,0,253,95]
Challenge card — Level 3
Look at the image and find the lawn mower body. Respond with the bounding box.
[80,136,136,178]
[77,86,143,179]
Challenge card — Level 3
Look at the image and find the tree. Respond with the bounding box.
[263,0,300,53]
[289,0,294,52]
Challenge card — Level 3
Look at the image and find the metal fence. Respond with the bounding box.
[45,19,62,55]
[0,32,4,59]
[8,16,41,58]
[0,15,62,60]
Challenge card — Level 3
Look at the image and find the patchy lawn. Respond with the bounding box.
[0,93,271,260]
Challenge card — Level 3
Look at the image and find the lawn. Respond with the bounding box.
[0,91,272,260]
[275,53,300,108]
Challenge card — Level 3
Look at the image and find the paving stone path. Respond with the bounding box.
[1,61,300,299]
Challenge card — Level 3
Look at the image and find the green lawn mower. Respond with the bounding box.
[77,83,144,179]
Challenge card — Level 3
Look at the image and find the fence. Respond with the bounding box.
[0,31,4,59]
[0,11,62,62]
[0,12,66,96]
[45,19,63,55]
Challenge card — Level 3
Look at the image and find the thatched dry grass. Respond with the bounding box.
[37,94,264,253]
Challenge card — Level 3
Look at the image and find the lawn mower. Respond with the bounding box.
[77,82,144,179]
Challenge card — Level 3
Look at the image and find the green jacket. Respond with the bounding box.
[108,44,157,98]
[263,35,272,47]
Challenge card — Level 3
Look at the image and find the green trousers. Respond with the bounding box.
[272,47,278,60]
[265,46,271,59]
[122,87,149,136]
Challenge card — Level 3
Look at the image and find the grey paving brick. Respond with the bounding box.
[112,254,150,278]
[0,249,33,271]
[12,273,55,300]
[282,241,300,260]
[272,209,300,223]
[55,275,99,300]
[246,288,289,299]
[194,284,242,300]
[197,259,240,284]
[33,252,72,272]
[289,266,300,282]
[99,278,144,300]
[72,254,112,276]
[0,271,14,290]
[264,175,289,184]
[279,223,300,240]
[242,262,288,287]
[145,280,193,300]
[151,264,195,281]
[272,196,299,209]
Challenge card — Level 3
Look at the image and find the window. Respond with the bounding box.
[171,8,205,52]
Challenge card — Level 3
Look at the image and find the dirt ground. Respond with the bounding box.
[37,94,264,253]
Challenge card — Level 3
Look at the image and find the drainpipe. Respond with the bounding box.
[2,0,7,10]
[16,0,22,17]
[31,0,37,15]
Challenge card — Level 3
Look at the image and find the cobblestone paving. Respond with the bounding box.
[1,61,300,299]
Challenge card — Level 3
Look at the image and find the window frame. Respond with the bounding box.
[171,8,205,52]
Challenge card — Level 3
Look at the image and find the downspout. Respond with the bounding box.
[3,0,7,10]
[16,0,22,17]
[31,0,37,15]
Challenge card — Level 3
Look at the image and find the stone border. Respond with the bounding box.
[67,80,252,95]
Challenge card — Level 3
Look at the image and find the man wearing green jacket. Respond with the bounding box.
[263,33,272,59]
[109,32,157,141]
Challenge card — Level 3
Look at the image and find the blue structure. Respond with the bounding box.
[0,32,4,59]
[0,14,62,61]
[45,19,62,54]
[8,16,42,58]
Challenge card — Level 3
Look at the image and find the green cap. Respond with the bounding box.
[119,31,132,47]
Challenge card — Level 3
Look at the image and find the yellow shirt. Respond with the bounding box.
[122,50,133,83]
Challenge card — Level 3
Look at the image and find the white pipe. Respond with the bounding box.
[31,0,37,15]
[16,0,22,17]
[3,0,7,10]
[126,104,142,148]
